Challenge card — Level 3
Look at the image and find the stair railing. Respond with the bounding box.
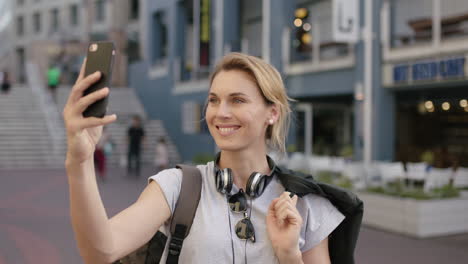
[26,62,64,163]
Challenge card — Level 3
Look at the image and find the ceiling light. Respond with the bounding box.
[442,102,450,111]
[294,18,302,27]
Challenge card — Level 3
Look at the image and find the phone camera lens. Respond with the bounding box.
[89,44,98,52]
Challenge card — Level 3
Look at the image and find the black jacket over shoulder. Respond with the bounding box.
[276,166,364,264]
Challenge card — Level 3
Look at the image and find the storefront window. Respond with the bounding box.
[440,1,468,40]
[396,91,468,167]
[390,0,433,47]
[295,102,353,157]
[312,106,353,156]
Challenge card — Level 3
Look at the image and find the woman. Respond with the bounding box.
[63,53,344,264]
[154,137,169,172]
[94,126,111,180]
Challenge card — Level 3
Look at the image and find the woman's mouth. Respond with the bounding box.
[216,125,240,136]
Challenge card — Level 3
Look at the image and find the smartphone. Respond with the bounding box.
[83,41,115,118]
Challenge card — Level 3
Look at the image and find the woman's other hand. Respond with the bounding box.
[266,192,304,264]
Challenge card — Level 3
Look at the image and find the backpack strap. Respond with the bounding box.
[166,164,202,264]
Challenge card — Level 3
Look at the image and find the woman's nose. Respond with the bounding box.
[216,101,232,118]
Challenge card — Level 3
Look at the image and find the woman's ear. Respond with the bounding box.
[269,103,279,123]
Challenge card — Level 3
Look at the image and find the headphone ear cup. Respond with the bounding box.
[216,167,233,194]
[245,172,267,198]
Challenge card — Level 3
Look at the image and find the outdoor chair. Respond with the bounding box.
[377,161,405,187]
[405,162,428,189]
[453,167,468,188]
[288,152,308,172]
[308,156,332,174]
[423,168,452,193]
[342,162,366,190]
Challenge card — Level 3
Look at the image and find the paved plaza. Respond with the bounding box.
[1,167,467,263]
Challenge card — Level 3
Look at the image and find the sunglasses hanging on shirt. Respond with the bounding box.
[228,189,256,242]
[214,153,278,244]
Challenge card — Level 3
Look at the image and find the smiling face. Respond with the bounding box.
[206,70,277,153]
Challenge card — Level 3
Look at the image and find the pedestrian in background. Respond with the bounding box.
[127,115,145,177]
[47,64,61,103]
[154,137,169,172]
[94,127,111,180]
[1,71,11,94]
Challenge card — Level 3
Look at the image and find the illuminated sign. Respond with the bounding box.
[393,57,466,83]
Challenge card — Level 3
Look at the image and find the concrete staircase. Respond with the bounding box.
[0,86,62,168]
[0,85,180,169]
[56,87,181,169]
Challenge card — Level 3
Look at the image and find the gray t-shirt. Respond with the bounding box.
[148,161,345,264]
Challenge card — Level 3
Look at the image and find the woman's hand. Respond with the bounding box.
[63,59,116,165]
[266,192,304,264]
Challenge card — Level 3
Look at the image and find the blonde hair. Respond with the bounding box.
[209,52,293,154]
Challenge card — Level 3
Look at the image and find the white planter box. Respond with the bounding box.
[358,192,468,238]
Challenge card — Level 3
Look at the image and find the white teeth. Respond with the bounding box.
[219,127,236,133]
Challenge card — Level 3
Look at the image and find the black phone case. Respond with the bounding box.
[83,41,115,118]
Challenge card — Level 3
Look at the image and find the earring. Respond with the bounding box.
[268,119,274,125]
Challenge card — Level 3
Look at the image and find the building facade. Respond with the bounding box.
[7,0,145,86]
[11,0,88,84]
[130,0,468,166]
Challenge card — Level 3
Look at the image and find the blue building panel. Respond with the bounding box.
[286,69,355,97]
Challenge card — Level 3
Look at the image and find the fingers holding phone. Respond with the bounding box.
[62,42,117,164]
[82,42,115,118]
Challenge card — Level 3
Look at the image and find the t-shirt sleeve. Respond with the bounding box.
[147,168,183,215]
[299,195,345,252]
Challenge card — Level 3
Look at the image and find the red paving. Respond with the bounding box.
[1,166,468,263]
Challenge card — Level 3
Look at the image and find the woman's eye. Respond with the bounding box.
[233,98,245,103]
[208,98,218,103]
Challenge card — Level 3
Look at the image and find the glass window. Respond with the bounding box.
[181,0,194,81]
[390,0,433,47]
[240,0,262,57]
[96,0,105,22]
[199,0,211,69]
[152,11,167,65]
[396,91,468,167]
[128,32,140,63]
[291,6,312,62]
[129,0,139,20]
[178,0,211,81]
[51,8,59,33]
[440,0,468,40]
[291,0,349,63]
[33,12,41,33]
[70,4,79,26]
[16,16,24,36]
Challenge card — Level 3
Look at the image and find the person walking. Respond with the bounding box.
[94,127,111,180]
[47,64,61,103]
[154,137,169,172]
[1,71,11,94]
[127,115,145,177]
[63,53,346,264]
